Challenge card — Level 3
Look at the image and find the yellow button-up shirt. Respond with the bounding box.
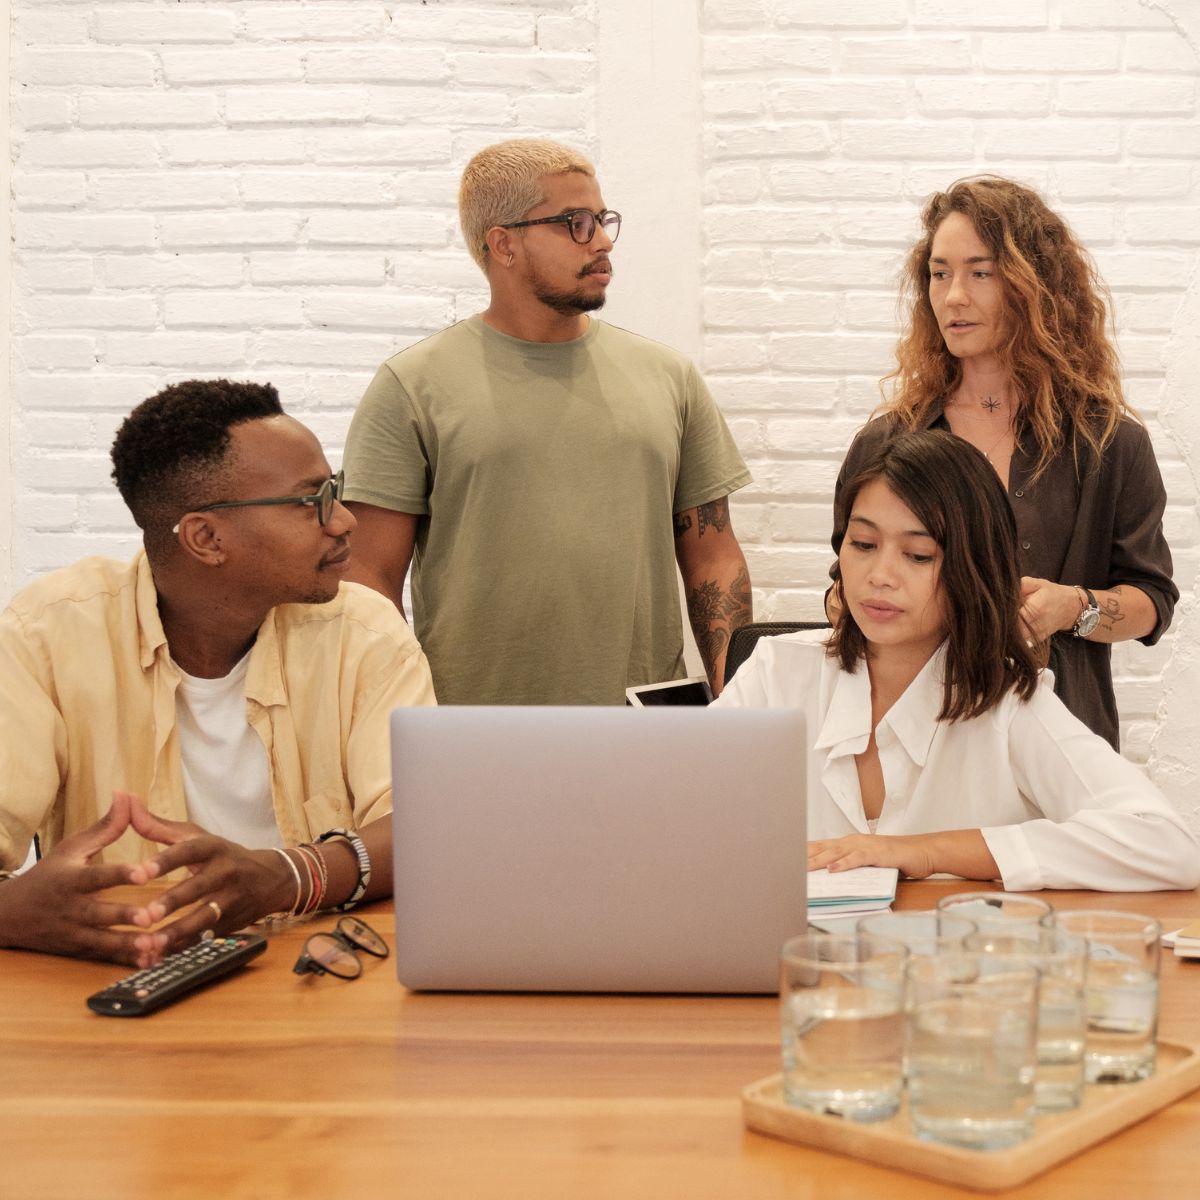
[0,552,436,869]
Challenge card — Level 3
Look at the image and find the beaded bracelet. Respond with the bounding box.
[315,828,371,912]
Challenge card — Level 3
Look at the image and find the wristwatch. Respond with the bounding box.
[1072,587,1100,638]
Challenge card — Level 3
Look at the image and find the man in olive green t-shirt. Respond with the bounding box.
[343,138,752,705]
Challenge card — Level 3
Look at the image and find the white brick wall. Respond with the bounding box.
[9,0,599,580]
[4,2,1199,811]
[698,0,1200,770]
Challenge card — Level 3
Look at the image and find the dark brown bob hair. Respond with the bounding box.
[828,430,1040,722]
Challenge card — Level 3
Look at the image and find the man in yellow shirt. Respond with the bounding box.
[0,380,435,967]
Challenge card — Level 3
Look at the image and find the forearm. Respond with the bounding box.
[315,816,392,908]
[913,829,1000,881]
[684,554,751,695]
[1020,578,1159,645]
[1086,584,1158,644]
[809,829,1000,881]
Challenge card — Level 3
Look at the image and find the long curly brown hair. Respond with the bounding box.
[882,175,1133,480]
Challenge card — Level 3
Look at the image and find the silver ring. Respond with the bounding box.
[207,899,222,922]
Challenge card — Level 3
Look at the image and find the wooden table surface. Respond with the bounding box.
[2,880,1197,1200]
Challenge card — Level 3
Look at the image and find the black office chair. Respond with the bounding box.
[723,621,830,686]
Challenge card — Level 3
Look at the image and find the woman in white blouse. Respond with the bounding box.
[715,430,1198,893]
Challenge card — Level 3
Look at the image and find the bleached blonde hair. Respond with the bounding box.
[459,138,595,273]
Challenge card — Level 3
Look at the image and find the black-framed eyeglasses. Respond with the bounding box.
[175,471,345,533]
[292,915,389,980]
[500,208,622,245]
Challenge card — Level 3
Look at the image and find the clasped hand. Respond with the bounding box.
[0,791,290,969]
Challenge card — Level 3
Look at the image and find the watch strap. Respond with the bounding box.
[1072,587,1099,637]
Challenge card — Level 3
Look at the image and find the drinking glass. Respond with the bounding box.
[906,953,1040,1150]
[965,929,1089,1112]
[1057,910,1161,1083]
[936,891,1055,940]
[779,933,908,1121]
[858,910,976,957]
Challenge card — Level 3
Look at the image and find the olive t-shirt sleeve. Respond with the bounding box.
[343,362,431,516]
[672,364,752,514]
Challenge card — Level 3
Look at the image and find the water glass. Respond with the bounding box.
[906,953,1040,1150]
[936,891,1055,940]
[965,929,1089,1112]
[779,933,908,1122]
[1057,910,1161,1083]
[858,910,976,956]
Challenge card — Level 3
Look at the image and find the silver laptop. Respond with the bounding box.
[390,706,807,993]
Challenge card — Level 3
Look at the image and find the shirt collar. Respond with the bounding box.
[813,644,948,767]
[134,550,169,670]
[133,549,288,706]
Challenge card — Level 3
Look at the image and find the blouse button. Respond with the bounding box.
[1021,540,1031,550]
[1014,489,1024,497]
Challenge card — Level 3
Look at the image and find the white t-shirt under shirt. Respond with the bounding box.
[714,630,1200,893]
[175,652,281,849]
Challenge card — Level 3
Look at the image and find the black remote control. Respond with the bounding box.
[86,932,268,1016]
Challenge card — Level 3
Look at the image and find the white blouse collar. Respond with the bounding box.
[813,643,948,767]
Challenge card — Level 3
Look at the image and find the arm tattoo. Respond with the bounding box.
[696,498,729,538]
[687,569,752,683]
[686,580,724,625]
[1100,587,1126,633]
[721,565,751,621]
[672,511,693,540]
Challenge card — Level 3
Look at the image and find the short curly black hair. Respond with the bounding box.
[111,379,283,555]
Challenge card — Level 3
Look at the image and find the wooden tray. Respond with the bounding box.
[742,1040,1200,1192]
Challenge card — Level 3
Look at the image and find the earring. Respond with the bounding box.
[506,253,514,267]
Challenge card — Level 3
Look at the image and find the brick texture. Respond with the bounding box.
[9,1,1200,765]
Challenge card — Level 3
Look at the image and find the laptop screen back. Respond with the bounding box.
[390,706,807,993]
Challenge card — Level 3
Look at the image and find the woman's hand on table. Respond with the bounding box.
[809,828,1000,883]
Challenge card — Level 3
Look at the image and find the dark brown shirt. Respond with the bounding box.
[835,413,1177,749]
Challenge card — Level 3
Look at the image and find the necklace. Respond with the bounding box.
[981,423,1013,462]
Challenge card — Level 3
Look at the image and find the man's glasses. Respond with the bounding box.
[292,915,389,980]
[176,471,345,533]
[500,208,622,245]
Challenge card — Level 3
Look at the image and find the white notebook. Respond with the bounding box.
[806,866,899,918]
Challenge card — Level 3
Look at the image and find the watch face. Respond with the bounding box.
[1077,609,1101,636]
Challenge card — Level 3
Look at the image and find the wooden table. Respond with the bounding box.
[2,881,1197,1200]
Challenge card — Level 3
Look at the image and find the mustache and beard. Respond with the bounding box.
[532,259,613,317]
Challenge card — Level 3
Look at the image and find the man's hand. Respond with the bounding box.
[0,792,169,968]
[129,798,294,954]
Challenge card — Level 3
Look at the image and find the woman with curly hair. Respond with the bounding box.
[832,176,1176,749]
